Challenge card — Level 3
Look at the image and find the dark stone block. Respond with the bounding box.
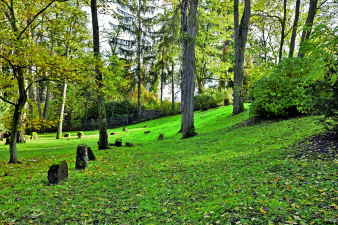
[158,133,164,140]
[77,132,84,138]
[48,160,68,185]
[64,133,71,137]
[110,132,116,135]
[144,131,150,134]
[126,142,134,147]
[75,144,88,170]
[115,138,122,147]
[123,127,127,131]
[87,147,96,161]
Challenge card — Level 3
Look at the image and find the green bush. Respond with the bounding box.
[250,58,314,118]
[87,100,137,119]
[194,89,232,111]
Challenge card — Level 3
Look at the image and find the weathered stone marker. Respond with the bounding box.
[75,144,88,170]
[64,133,71,137]
[87,147,96,161]
[31,132,38,139]
[126,142,134,147]
[48,160,68,185]
[158,133,164,140]
[115,138,122,147]
[123,127,127,131]
[77,132,84,138]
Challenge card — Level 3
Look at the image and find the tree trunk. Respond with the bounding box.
[298,0,318,58]
[137,0,142,120]
[9,66,27,164]
[289,0,301,58]
[56,80,67,139]
[36,81,42,119]
[278,0,287,63]
[91,0,108,149]
[28,68,34,134]
[182,0,198,139]
[160,66,164,114]
[179,0,190,133]
[41,84,50,133]
[233,0,251,115]
[171,62,175,115]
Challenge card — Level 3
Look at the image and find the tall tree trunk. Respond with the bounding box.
[36,81,42,119]
[289,0,301,58]
[28,68,34,135]
[298,0,318,58]
[171,62,175,115]
[137,0,142,120]
[182,0,198,139]
[56,80,67,139]
[9,67,27,164]
[278,0,287,63]
[233,0,251,115]
[41,84,50,133]
[160,66,164,114]
[179,0,189,132]
[91,0,108,149]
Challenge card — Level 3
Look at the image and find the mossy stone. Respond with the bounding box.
[77,132,84,138]
[115,138,122,147]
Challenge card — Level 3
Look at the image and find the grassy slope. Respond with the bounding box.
[0,106,336,224]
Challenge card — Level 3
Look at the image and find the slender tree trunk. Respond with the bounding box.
[171,62,175,115]
[36,81,42,119]
[91,0,108,149]
[9,67,27,164]
[56,80,67,139]
[278,0,287,63]
[298,0,318,58]
[179,0,189,132]
[41,84,50,133]
[137,0,142,120]
[182,0,198,139]
[233,0,251,115]
[289,0,301,58]
[28,68,34,135]
[160,66,164,114]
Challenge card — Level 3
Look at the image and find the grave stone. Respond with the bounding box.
[75,144,88,170]
[48,160,68,185]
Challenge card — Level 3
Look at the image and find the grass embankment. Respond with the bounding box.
[0,106,336,224]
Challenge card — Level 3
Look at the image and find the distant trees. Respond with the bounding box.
[0,0,71,164]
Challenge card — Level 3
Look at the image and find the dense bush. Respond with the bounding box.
[249,58,314,118]
[87,100,137,119]
[194,89,232,111]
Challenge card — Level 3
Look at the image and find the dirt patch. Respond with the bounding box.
[293,131,337,161]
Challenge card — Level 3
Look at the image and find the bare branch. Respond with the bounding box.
[0,95,16,106]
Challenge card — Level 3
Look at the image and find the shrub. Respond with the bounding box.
[194,89,232,111]
[249,58,315,118]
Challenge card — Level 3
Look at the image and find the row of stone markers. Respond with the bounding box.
[47,144,95,185]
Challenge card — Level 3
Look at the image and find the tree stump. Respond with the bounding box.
[64,133,71,137]
[48,160,68,185]
[31,132,38,139]
[126,142,134,147]
[75,144,88,170]
[77,132,84,138]
[115,138,122,147]
[87,147,96,161]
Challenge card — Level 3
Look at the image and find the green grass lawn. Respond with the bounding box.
[0,105,336,224]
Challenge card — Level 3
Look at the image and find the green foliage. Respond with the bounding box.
[194,89,232,111]
[88,100,137,119]
[250,57,316,118]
